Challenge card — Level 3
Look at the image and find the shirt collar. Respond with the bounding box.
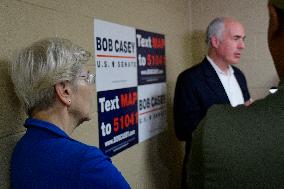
[206,55,234,75]
[24,118,70,139]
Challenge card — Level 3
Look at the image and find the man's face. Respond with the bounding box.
[216,20,246,65]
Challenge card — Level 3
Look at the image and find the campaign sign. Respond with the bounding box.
[136,29,166,85]
[98,87,138,156]
[94,18,167,156]
[94,19,137,92]
[138,83,167,142]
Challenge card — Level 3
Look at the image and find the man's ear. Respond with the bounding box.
[211,35,219,48]
[54,82,72,106]
[268,3,279,40]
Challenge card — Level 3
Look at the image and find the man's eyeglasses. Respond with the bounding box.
[78,71,95,85]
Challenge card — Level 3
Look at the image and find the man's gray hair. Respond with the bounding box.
[11,38,91,116]
[205,17,225,47]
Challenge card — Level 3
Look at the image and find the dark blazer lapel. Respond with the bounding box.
[201,58,230,103]
[233,67,246,94]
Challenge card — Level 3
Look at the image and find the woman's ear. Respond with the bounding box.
[54,82,72,106]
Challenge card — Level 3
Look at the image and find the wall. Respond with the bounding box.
[0,0,190,188]
[0,0,277,188]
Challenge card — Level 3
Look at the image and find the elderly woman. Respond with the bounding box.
[10,38,130,189]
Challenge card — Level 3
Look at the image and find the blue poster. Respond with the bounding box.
[97,87,138,157]
[136,29,166,85]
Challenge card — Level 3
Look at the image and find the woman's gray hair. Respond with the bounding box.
[205,17,225,47]
[11,38,91,116]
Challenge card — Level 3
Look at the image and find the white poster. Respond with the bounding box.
[94,19,137,92]
[138,83,167,142]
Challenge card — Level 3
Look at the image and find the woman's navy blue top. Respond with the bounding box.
[11,118,131,189]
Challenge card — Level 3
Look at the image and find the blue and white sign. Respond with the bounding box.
[94,18,167,157]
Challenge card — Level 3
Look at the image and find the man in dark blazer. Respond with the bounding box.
[174,17,251,188]
[187,1,284,188]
